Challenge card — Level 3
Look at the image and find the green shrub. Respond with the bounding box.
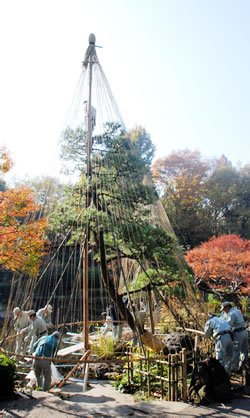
[0,354,16,400]
[113,357,169,396]
[207,295,221,312]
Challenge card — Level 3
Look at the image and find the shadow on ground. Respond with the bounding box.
[1,380,250,417]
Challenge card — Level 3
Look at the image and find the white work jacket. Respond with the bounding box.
[24,316,47,340]
[37,308,52,325]
[204,316,232,339]
[14,311,31,332]
[222,307,246,330]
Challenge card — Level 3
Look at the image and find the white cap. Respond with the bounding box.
[45,304,53,312]
[28,310,36,316]
[13,307,20,315]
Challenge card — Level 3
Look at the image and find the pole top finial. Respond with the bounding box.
[89,33,96,45]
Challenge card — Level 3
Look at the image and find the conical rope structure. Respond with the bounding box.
[0,34,208,365]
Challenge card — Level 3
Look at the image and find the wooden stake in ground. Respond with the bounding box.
[83,363,90,392]
[58,350,91,388]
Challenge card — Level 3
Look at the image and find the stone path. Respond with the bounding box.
[1,380,250,417]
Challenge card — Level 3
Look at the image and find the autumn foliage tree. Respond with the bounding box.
[0,149,48,276]
[185,234,250,299]
[152,150,250,247]
[152,150,210,247]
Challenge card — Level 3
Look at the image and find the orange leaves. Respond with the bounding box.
[0,147,13,176]
[0,187,38,222]
[201,234,250,252]
[0,148,49,276]
[0,186,49,276]
[185,235,250,293]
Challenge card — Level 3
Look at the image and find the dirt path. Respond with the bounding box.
[1,380,250,417]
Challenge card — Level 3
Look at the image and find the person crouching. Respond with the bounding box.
[33,331,60,391]
[23,310,47,354]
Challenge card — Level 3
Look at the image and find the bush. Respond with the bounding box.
[0,354,16,400]
[91,334,115,358]
[113,353,168,395]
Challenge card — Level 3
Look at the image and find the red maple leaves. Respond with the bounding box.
[185,235,250,294]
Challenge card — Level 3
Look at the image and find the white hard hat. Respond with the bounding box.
[13,307,20,315]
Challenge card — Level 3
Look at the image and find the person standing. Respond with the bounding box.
[132,303,146,347]
[23,310,48,354]
[109,303,123,340]
[13,307,31,354]
[37,305,53,327]
[204,314,233,375]
[32,331,60,391]
[220,301,248,371]
[101,308,112,336]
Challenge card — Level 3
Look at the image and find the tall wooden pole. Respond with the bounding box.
[83,33,95,351]
[147,286,155,334]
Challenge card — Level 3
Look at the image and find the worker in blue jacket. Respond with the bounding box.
[204,314,233,375]
[32,331,60,391]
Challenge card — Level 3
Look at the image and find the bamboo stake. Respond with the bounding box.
[160,361,164,400]
[58,350,91,388]
[127,348,130,386]
[176,354,179,401]
[83,363,90,392]
[168,354,172,401]
[182,348,187,401]
[147,287,155,334]
[173,355,177,401]
[140,358,143,390]
[147,353,151,397]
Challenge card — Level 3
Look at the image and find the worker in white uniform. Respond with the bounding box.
[220,301,248,371]
[37,305,53,327]
[22,310,48,354]
[101,306,113,336]
[13,307,31,354]
[204,314,233,375]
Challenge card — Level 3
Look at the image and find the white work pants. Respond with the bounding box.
[15,334,26,355]
[215,333,233,376]
[232,329,248,371]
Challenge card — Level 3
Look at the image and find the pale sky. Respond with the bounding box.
[1,0,250,183]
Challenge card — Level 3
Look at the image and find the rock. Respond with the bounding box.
[188,357,232,405]
[162,332,194,354]
[90,363,123,379]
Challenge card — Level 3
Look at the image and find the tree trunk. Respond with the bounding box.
[96,231,168,353]
[98,230,137,332]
